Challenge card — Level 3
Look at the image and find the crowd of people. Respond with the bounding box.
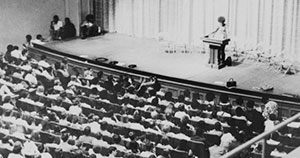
[50,15,76,40]
[0,39,296,158]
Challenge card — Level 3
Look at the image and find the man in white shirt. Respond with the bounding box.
[174,104,190,120]
[10,47,21,59]
[24,71,38,86]
[50,15,63,40]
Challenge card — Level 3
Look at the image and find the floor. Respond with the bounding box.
[45,33,300,96]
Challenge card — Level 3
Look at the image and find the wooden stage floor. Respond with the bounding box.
[44,33,300,96]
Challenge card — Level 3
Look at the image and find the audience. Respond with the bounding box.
[0,39,296,158]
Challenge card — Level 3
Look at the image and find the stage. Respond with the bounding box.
[44,33,300,96]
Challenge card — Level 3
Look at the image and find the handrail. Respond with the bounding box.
[220,112,300,158]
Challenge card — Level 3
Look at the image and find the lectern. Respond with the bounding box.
[203,37,230,69]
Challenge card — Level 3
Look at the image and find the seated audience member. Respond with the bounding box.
[38,55,50,68]
[8,142,24,158]
[203,92,215,110]
[262,101,278,119]
[61,17,76,39]
[0,136,13,151]
[140,142,156,158]
[4,44,14,63]
[174,95,185,108]
[2,96,15,110]
[209,137,225,158]
[83,67,94,80]
[174,104,189,120]
[219,93,231,110]
[41,66,55,81]
[68,102,82,116]
[67,75,82,87]
[232,107,247,121]
[244,100,265,134]
[220,128,237,152]
[207,122,223,136]
[32,34,46,45]
[24,70,38,87]
[126,132,139,153]
[270,143,287,158]
[265,114,277,131]
[156,136,173,150]
[267,132,280,146]
[191,127,206,142]
[183,89,191,102]
[37,144,52,158]
[111,134,127,152]
[50,15,63,40]
[80,14,99,39]
[20,50,28,61]
[160,91,174,106]
[157,149,171,158]
[10,46,21,61]
[232,97,244,113]
[58,133,77,152]
[77,126,95,145]
[107,146,120,158]
[92,132,109,147]
[90,145,103,158]
[23,34,33,49]
[179,116,194,136]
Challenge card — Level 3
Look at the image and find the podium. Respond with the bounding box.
[203,37,230,69]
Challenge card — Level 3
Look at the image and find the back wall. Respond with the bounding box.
[0,0,67,51]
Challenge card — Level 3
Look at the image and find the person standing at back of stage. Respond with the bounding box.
[50,15,63,40]
[61,17,76,40]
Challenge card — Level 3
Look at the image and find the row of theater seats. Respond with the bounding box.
[1,48,300,158]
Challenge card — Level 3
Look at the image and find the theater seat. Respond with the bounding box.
[188,140,208,158]
[170,149,188,158]
[0,147,11,158]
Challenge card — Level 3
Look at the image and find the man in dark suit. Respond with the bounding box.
[244,101,265,134]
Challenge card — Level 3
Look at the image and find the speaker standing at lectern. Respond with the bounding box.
[209,16,228,63]
[203,16,230,69]
[210,16,228,40]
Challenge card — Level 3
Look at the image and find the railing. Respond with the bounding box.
[220,113,300,158]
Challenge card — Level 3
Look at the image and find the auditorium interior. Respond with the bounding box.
[1,0,300,158]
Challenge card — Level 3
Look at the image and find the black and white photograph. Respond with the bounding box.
[0,0,300,158]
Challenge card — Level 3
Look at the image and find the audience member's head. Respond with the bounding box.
[235,107,244,117]
[26,34,32,42]
[206,93,215,102]
[236,97,244,106]
[12,141,22,154]
[53,15,59,22]
[220,93,229,104]
[112,134,121,144]
[246,100,255,109]
[160,136,170,146]
[214,122,222,131]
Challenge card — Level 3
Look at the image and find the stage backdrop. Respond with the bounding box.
[91,0,300,60]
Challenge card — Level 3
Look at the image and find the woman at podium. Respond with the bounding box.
[210,16,228,40]
[203,16,230,69]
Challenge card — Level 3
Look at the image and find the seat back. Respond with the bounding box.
[188,141,208,158]
[0,147,11,158]
[170,149,188,158]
